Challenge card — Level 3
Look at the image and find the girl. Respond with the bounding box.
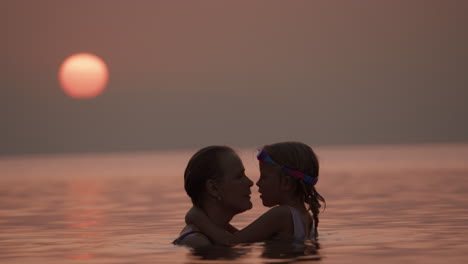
[186,142,326,245]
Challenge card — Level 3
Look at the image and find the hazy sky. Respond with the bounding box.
[3,0,468,156]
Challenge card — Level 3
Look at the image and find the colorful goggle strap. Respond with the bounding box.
[257,149,318,186]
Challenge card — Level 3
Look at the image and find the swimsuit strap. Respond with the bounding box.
[288,206,314,240]
[173,230,211,245]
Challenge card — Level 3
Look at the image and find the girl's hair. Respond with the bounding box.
[184,145,234,206]
[263,142,326,237]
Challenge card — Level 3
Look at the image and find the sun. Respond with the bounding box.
[58,53,109,99]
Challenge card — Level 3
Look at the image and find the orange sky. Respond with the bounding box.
[3,0,468,156]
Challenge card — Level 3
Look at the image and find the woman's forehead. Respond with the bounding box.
[219,152,244,169]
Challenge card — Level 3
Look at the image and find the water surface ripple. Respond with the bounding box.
[1,144,467,263]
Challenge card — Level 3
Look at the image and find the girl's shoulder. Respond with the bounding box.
[266,205,293,214]
[232,205,293,243]
[261,205,293,222]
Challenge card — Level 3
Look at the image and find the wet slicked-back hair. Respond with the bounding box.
[263,142,326,237]
[184,146,234,206]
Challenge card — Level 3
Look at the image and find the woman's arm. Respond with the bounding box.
[186,206,290,245]
[185,206,235,245]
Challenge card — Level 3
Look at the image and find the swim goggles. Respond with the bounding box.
[257,149,318,186]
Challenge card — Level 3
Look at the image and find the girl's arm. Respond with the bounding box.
[227,224,239,233]
[186,206,290,245]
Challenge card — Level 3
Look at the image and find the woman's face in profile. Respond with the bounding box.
[217,152,254,214]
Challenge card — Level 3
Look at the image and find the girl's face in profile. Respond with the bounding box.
[217,152,253,214]
[257,162,282,207]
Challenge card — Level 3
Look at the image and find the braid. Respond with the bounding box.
[300,182,326,238]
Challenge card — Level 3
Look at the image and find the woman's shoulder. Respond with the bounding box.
[173,224,211,248]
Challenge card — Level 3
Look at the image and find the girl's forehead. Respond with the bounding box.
[259,161,279,172]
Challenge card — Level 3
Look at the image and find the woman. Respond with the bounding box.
[173,145,254,248]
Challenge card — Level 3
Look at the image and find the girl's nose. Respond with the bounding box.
[256,179,260,187]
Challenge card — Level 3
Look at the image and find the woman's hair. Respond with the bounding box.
[263,142,326,237]
[184,145,234,206]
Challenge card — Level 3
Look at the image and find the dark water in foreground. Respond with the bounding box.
[1,144,467,263]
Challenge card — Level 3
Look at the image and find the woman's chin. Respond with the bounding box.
[243,201,253,211]
[237,201,253,213]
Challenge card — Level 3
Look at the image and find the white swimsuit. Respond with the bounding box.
[288,206,314,240]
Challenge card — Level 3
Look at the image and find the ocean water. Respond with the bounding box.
[1,144,467,264]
